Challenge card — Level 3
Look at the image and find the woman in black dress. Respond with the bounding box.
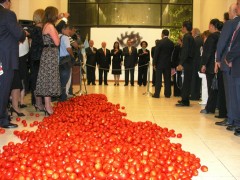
[138,41,150,86]
[29,9,45,111]
[111,42,123,86]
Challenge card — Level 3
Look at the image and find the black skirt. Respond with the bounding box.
[11,70,23,90]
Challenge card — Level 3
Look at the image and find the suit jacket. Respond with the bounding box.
[138,49,150,66]
[97,48,111,69]
[171,44,181,68]
[122,46,137,68]
[153,37,174,69]
[179,33,195,67]
[216,16,240,72]
[193,35,203,71]
[201,32,220,74]
[226,22,240,77]
[151,46,155,59]
[0,5,26,70]
[86,46,97,66]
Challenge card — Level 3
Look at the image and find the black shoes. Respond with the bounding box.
[176,102,190,107]
[0,123,18,129]
[226,125,238,131]
[152,94,160,98]
[215,119,231,126]
[200,109,214,114]
[10,107,25,117]
[34,105,45,112]
[19,104,27,108]
[234,128,240,137]
[124,84,128,86]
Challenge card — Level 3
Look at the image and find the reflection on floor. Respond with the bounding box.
[1,84,240,180]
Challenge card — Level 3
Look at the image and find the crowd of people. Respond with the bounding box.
[0,0,240,137]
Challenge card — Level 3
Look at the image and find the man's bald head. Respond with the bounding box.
[229,3,237,19]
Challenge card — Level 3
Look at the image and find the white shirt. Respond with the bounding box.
[19,37,29,57]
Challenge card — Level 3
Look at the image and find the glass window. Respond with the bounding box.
[98,3,161,26]
[161,4,192,27]
[68,3,98,25]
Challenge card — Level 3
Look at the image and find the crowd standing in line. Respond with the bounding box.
[1,0,240,138]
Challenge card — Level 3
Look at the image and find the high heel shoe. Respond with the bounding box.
[19,104,27,108]
[44,108,53,116]
[34,104,45,112]
[10,107,25,117]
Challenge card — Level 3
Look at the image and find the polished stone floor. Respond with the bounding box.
[1,83,240,180]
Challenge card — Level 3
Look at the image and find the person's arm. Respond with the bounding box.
[226,33,240,63]
[179,35,189,65]
[7,11,26,42]
[201,35,215,72]
[216,21,232,62]
[153,43,161,67]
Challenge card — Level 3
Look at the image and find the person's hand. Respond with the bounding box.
[225,59,232,67]
[63,12,70,18]
[201,65,206,73]
[214,62,220,73]
[176,64,183,71]
[25,30,30,37]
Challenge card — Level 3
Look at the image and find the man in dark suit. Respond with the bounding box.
[215,3,240,127]
[152,30,174,98]
[225,20,240,136]
[176,21,195,106]
[151,40,159,86]
[97,42,111,85]
[85,40,97,85]
[190,28,203,100]
[123,39,138,86]
[0,0,26,128]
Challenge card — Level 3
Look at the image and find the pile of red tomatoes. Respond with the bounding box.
[0,94,208,179]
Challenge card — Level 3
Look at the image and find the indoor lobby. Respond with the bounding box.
[1,0,240,179]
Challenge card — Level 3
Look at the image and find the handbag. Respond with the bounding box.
[211,74,218,90]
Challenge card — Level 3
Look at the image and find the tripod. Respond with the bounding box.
[75,49,87,95]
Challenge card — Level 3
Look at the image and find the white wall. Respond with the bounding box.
[91,27,162,81]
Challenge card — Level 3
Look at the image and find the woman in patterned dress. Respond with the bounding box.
[35,6,61,115]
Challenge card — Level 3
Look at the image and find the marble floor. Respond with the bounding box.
[1,83,240,180]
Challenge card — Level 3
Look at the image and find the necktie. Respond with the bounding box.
[229,22,240,51]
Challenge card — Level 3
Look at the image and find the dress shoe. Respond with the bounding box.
[92,83,96,85]
[215,119,231,126]
[175,102,190,107]
[165,96,170,98]
[215,115,227,119]
[124,84,128,86]
[99,83,102,85]
[131,84,134,86]
[234,128,240,137]
[0,123,18,128]
[152,95,160,98]
[200,109,214,114]
[226,125,238,131]
[177,100,182,104]
[104,83,108,86]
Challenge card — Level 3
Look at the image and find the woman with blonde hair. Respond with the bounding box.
[35,6,61,115]
[29,9,45,111]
